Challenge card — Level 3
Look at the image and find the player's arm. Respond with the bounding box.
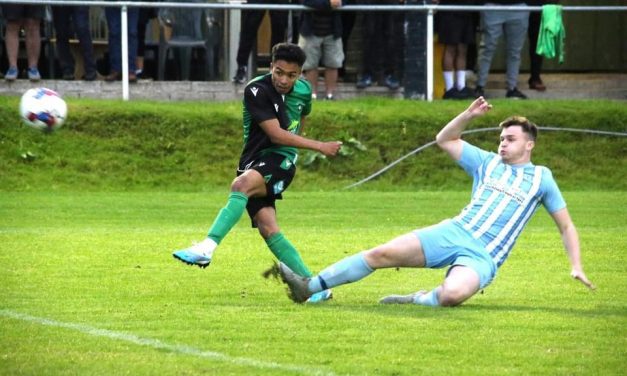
[436,96,492,161]
[550,207,596,290]
[259,118,341,157]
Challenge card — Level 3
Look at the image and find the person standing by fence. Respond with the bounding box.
[1,3,44,81]
[475,0,529,99]
[52,5,98,81]
[104,4,139,82]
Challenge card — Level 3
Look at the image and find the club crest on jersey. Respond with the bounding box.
[250,87,259,97]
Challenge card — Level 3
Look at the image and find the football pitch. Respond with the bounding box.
[1,190,625,375]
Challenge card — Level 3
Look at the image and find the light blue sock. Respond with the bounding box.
[413,289,440,307]
[307,253,373,293]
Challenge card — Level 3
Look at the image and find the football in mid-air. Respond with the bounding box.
[19,87,67,132]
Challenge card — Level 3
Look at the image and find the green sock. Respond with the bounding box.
[207,192,248,244]
[265,232,312,277]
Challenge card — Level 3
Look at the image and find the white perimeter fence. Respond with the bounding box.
[1,1,626,101]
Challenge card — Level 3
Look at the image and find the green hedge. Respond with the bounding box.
[1,96,625,191]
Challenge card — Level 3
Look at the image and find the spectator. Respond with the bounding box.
[104,5,139,82]
[232,0,290,84]
[52,5,98,81]
[355,0,404,91]
[339,0,357,79]
[136,5,158,79]
[1,3,44,81]
[526,0,558,91]
[435,0,477,99]
[299,0,344,100]
[475,0,529,99]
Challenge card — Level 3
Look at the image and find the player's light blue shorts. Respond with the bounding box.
[414,219,497,289]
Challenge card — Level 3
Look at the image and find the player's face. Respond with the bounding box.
[498,125,534,164]
[271,60,301,94]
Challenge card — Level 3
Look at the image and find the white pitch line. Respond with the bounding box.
[1,309,336,376]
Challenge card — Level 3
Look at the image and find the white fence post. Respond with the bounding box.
[121,5,130,101]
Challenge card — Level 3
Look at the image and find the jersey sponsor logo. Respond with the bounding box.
[273,180,285,194]
[483,178,527,205]
[250,87,259,97]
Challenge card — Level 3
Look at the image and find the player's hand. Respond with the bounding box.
[467,96,492,118]
[319,141,342,157]
[571,268,596,290]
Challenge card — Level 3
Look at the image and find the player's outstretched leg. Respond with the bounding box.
[379,291,427,305]
[172,191,247,269]
[172,238,217,268]
[379,289,440,307]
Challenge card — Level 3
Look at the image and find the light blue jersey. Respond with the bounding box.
[453,141,566,267]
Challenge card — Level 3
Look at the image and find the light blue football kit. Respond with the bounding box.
[416,141,566,288]
[307,140,567,298]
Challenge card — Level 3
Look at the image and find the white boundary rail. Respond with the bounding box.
[1,0,626,101]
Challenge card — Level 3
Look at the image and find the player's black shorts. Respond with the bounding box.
[436,11,477,45]
[237,152,296,227]
[1,5,45,21]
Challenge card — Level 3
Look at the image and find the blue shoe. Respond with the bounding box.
[172,239,217,269]
[4,66,18,81]
[306,289,333,304]
[384,75,400,90]
[356,74,372,89]
[27,67,41,82]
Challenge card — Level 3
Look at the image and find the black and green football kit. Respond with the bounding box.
[203,73,315,278]
[237,73,312,220]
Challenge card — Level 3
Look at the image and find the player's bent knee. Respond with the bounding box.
[438,288,471,307]
[230,176,248,193]
[363,248,393,269]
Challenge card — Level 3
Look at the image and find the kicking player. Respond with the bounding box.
[173,43,342,303]
[278,96,596,306]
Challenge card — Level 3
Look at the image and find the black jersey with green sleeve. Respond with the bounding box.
[238,74,312,171]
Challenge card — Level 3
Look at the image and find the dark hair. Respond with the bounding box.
[499,116,538,141]
[271,43,307,67]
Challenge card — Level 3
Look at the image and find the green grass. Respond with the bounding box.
[1,191,625,375]
[1,97,625,373]
[1,97,626,191]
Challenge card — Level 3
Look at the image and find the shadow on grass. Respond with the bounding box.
[294,300,623,320]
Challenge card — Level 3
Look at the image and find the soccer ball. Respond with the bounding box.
[19,87,67,132]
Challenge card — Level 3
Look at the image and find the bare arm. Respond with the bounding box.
[259,118,342,157]
[550,207,596,290]
[436,97,492,161]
